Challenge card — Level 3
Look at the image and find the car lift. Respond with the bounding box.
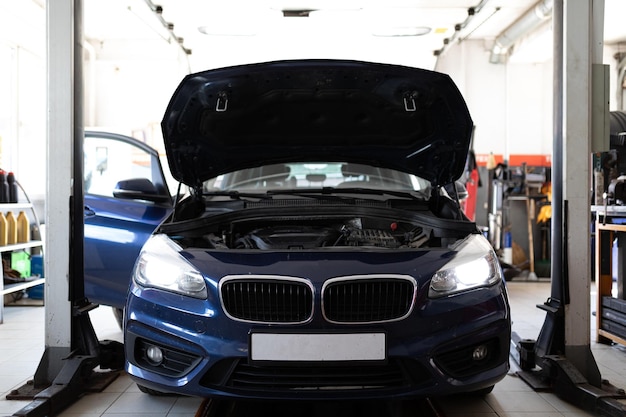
[509,1,626,416]
[8,1,124,416]
[6,1,626,417]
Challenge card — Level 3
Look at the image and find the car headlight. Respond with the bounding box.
[428,234,502,298]
[133,234,207,299]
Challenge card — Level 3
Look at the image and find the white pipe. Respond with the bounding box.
[489,0,553,64]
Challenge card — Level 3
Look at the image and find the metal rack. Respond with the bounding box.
[593,205,626,345]
[0,203,44,324]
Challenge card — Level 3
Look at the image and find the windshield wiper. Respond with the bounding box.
[204,187,427,202]
[267,187,427,200]
[202,190,273,200]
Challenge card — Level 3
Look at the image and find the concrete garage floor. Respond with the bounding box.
[1,281,625,417]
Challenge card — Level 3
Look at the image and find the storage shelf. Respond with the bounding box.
[1,277,44,296]
[0,201,44,324]
[0,240,43,252]
[594,210,626,346]
[598,329,626,347]
[0,203,33,211]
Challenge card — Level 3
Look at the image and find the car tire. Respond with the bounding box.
[112,308,124,330]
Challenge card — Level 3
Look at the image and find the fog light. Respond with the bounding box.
[472,344,488,361]
[146,345,164,365]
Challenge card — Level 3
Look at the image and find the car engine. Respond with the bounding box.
[200,219,433,250]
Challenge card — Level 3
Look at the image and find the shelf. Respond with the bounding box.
[597,224,626,232]
[592,205,626,216]
[0,200,45,324]
[1,277,44,296]
[598,329,626,347]
[0,203,33,211]
[507,195,548,201]
[595,215,626,346]
[0,240,43,252]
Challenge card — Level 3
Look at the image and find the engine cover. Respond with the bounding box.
[249,226,339,249]
[346,229,398,248]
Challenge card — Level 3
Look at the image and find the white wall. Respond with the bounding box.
[84,39,189,153]
[0,1,46,204]
[437,38,626,163]
[505,62,553,157]
[604,43,626,112]
[435,39,553,162]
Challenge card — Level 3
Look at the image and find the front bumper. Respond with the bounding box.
[124,285,510,400]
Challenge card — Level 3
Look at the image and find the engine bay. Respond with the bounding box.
[164,195,476,251]
[181,217,445,250]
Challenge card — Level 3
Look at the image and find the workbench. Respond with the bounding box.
[592,205,626,346]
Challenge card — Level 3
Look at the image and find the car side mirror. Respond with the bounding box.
[113,178,170,203]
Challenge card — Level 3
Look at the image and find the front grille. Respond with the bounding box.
[322,275,416,323]
[200,358,431,392]
[220,276,313,323]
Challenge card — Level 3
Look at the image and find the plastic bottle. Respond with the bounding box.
[17,211,29,243]
[0,212,7,246]
[6,211,17,244]
[30,224,41,255]
[7,172,18,203]
[31,254,43,277]
[0,171,9,203]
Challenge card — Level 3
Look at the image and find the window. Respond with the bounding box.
[211,162,429,193]
[84,135,154,197]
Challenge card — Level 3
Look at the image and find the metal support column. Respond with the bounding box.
[8,1,124,416]
[38,0,75,385]
[514,1,626,415]
[560,0,600,383]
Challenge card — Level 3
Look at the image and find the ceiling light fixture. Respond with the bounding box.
[282,9,315,17]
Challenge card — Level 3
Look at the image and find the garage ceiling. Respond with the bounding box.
[84,0,626,71]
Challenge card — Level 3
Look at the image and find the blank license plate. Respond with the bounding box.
[250,333,386,361]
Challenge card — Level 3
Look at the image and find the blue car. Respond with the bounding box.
[124,59,511,400]
[83,130,173,326]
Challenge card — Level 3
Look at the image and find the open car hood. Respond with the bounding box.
[162,59,473,188]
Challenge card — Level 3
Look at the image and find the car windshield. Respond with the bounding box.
[204,162,431,196]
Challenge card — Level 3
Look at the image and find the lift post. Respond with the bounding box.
[511,1,626,415]
[8,1,124,416]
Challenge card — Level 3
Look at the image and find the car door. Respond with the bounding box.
[83,131,173,310]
